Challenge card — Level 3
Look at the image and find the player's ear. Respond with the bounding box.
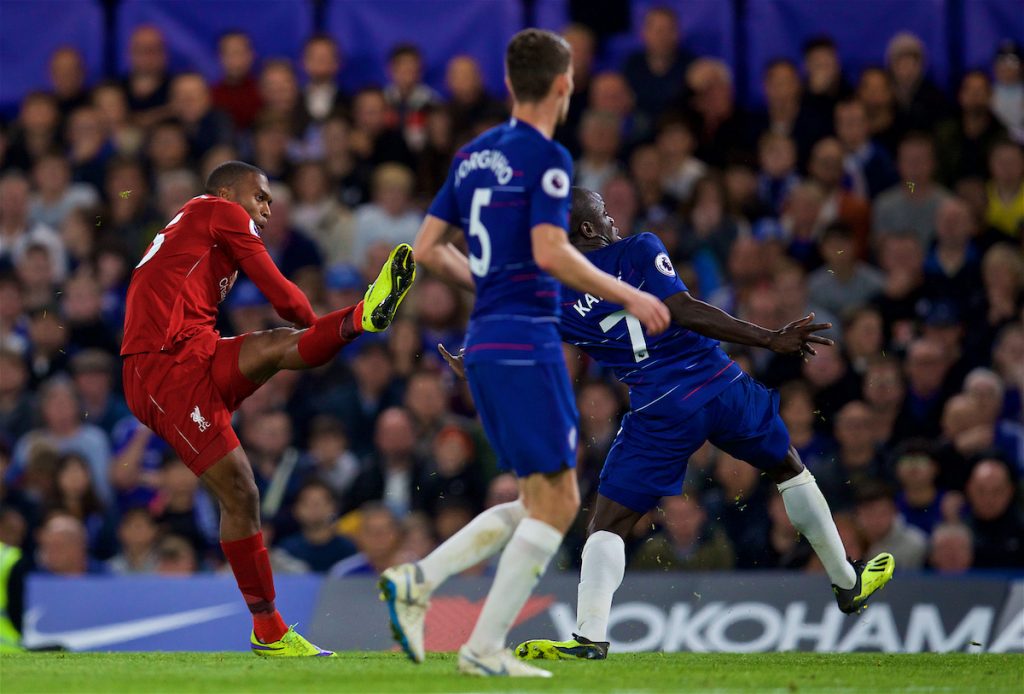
[504,75,513,99]
[580,220,595,238]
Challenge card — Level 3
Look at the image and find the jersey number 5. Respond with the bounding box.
[468,188,492,278]
[135,211,183,268]
[600,310,649,362]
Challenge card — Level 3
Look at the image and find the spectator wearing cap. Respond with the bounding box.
[886,32,949,134]
[352,163,420,266]
[807,223,884,318]
[854,481,928,570]
[277,480,357,573]
[935,71,1007,186]
[623,6,691,136]
[70,349,128,436]
[991,40,1023,137]
[892,440,947,535]
[985,139,1024,240]
[928,522,973,574]
[211,31,263,131]
[873,133,951,249]
[290,161,355,266]
[964,458,1024,568]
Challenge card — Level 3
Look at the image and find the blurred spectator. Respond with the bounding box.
[576,381,622,494]
[842,306,885,376]
[258,59,311,143]
[555,24,597,155]
[150,454,217,557]
[893,439,947,535]
[779,380,835,472]
[18,245,59,310]
[102,156,162,259]
[423,425,485,517]
[756,132,799,217]
[169,73,232,159]
[0,273,29,354]
[122,26,172,124]
[575,110,622,192]
[345,407,427,517]
[92,81,144,157]
[445,55,503,144]
[629,495,735,571]
[962,369,1024,473]
[873,230,926,346]
[588,72,639,148]
[242,410,308,522]
[807,222,883,318]
[329,503,403,576]
[277,480,357,572]
[807,137,871,253]
[36,513,103,575]
[928,522,973,574]
[106,507,158,574]
[48,46,89,117]
[0,349,33,444]
[70,350,128,435]
[816,400,885,509]
[935,71,1006,186]
[64,272,119,355]
[211,31,263,131]
[991,41,1023,137]
[677,174,739,290]
[984,139,1024,240]
[901,338,951,438]
[706,452,772,569]
[50,453,116,558]
[289,161,355,265]
[13,378,111,501]
[753,59,829,166]
[873,133,950,248]
[977,245,1024,357]
[352,163,420,266]
[0,171,66,280]
[657,118,707,201]
[304,415,360,500]
[863,356,912,445]
[685,59,750,167]
[146,119,190,177]
[155,169,201,221]
[886,32,949,133]
[835,99,898,200]
[4,92,61,171]
[384,44,442,152]
[992,324,1024,422]
[854,481,928,570]
[964,458,1024,568]
[925,198,981,313]
[349,88,415,171]
[155,534,198,576]
[334,342,403,456]
[623,6,690,134]
[28,151,99,232]
[856,67,901,156]
[802,36,852,125]
[302,34,347,124]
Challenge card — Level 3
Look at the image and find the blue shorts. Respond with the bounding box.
[599,372,790,513]
[466,361,578,477]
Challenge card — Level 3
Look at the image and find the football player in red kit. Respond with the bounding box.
[121,160,415,656]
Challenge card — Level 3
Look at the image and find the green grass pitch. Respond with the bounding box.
[1,652,1021,693]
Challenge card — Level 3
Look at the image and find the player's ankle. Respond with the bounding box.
[253,610,288,643]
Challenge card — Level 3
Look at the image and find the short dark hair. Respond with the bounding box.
[803,35,837,56]
[505,29,571,103]
[388,43,421,63]
[205,160,263,194]
[569,187,600,242]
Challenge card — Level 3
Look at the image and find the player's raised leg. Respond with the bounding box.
[201,448,333,656]
[770,449,894,613]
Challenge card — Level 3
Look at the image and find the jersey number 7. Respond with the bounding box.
[600,309,649,362]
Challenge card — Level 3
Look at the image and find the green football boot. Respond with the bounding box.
[362,243,416,332]
[834,552,895,614]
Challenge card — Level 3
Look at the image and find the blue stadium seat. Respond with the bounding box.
[533,0,570,32]
[115,0,314,83]
[962,0,1024,70]
[744,0,950,106]
[0,0,104,110]
[323,0,523,96]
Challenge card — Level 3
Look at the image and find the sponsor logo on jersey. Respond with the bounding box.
[191,406,211,432]
[218,272,237,303]
[541,168,570,198]
[655,253,675,277]
[455,149,514,186]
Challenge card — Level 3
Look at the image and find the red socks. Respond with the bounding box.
[296,302,364,367]
[221,532,287,643]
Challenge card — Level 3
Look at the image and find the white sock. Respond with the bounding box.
[575,531,625,642]
[418,500,526,588]
[466,517,563,655]
[778,468,857,589]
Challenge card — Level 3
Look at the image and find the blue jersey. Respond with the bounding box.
[560,233,741,412]
[428,119,573,364]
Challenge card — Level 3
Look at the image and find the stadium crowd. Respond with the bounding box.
[0,7,1023,583]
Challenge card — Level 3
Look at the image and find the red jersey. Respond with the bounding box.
[121,195,315,356]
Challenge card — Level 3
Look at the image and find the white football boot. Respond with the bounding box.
[457,645,553,678]
[378,563,431,663]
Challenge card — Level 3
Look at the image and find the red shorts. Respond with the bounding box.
[123,331,260,476]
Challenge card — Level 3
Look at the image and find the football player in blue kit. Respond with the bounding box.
[378,31,670,677]
[442,187,895,661]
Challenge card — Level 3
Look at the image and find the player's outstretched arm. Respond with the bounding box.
[663,291,833,358]
[532,224,670,335]
[413,215,475,292]
[240,251,317,328]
